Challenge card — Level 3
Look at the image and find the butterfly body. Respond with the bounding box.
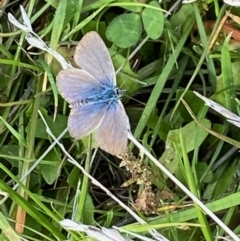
[69,83,120,107]
[56,31,130,156]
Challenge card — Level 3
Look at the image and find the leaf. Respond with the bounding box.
[81,194,95,225]
[106,13,142,48]
[147,112,172,141]
[212,161,237,199]
[142,1,164,40]
[160,120,211,174]
[39,147,62,184]
[168,119,211,153]
[0,145,19,167]
[170,4,194,29]
[35,114,70,139]
[195,162,214,183]
[176,90,205,122]
[67,166,80,188]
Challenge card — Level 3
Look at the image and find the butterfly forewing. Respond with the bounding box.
[74,31,116,85]
[56,69,102,104]
[68,102,108,140]
[96,101,130,156]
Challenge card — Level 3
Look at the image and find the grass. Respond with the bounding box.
[0,0,240,241]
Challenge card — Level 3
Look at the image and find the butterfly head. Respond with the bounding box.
[116,88,126,98]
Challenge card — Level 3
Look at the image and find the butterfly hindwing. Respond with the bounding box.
[96,101,130,156]
[68,102,108,140]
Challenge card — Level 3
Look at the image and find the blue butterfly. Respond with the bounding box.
[56,31,130,156]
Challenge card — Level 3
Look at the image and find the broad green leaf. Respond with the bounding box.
[212,161,237,199]
[82,194,95,225]
[106,13,142,48]
[25,215,42,236]
[39,147,62,185]
[147,112,172,141]
[176,90,205,122]
[168,119,211,153]
[195,162,214,183]
[0,145,19,167]
[160,119,211,174]
[170,4,194,29]
[35,115,69,139]
[142,1,164,40]
[68,166,80,188]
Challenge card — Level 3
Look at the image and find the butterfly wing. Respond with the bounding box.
[95,101,130,156]
[74,31,116,85]
[56,68,103,104]
[68,102,108,140]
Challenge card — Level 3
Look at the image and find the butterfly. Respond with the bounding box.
[56,31,130,156]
